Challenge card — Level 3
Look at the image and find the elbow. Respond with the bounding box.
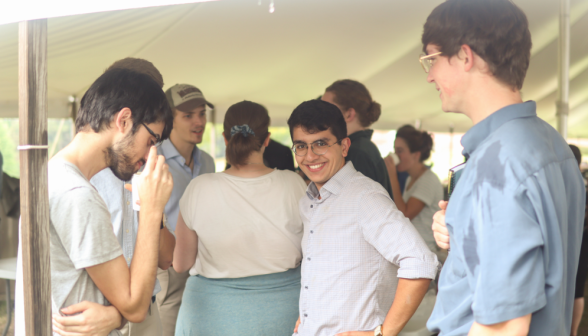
[122,307,148,324]
[173,262,188,274]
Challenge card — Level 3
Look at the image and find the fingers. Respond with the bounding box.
[142,146,158,176]
[124,184,132,192]
[438,200,448,210]
[59,301,90,316]
[432,210,450,250]
[294,317,300,333]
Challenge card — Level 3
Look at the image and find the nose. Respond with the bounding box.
[305,146,321,161]
[426,71,434,83]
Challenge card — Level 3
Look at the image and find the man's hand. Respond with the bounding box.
[432,200,450,250]
[139,146,173,215]
[52,301,122,336]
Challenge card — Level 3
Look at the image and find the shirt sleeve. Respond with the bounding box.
[359,189,439,280]
[52,187,123,269]
[471,173,548,325]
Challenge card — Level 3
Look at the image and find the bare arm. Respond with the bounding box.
[384,155,426,219]
[173,211,199,274]
[86,147,173,323]
[468,314,531,336]
[158,226,175,270]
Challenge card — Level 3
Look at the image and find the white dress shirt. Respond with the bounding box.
[295,161,439,336]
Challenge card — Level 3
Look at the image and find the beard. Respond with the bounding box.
[105,132,142,181]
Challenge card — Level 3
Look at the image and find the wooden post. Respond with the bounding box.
[19,19,52,336]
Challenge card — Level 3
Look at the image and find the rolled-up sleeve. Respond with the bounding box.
[360,191,440,280]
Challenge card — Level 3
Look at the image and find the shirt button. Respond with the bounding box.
[305,286,308,289]
[304,314,308,317]
[126,229,129,233]
[307,257,311,261]
[310,205,313,208]
[127,201,130,205]
[310,230,313,234]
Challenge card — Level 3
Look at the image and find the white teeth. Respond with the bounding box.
[309,163,324,169]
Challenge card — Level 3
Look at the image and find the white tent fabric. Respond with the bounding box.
[1,0,588,136]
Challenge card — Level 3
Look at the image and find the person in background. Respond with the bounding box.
[17,68,174,336]
[156,83,216,336]
[173,101,306,335]
[321,79,393,199]
[384,125,444,258]
[424,0,585,334]
[225,138,295,172]
[53,58,176,336]
[289,99,438,336]
[570,144,588,336]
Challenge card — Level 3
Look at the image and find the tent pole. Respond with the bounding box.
[18,19,52,336]
[556,0,570,139]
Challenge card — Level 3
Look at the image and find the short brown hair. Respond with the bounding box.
[223,101,270,166]
[325,80,381,128]
[106,58,164,88]
[421,0,532,90]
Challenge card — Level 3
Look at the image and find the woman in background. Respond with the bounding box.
[173,101,306,336]
[385,126,444,258]
[321,79,393,199]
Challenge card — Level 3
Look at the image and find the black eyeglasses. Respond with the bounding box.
[141,123,162,147]
[291,139,341,156]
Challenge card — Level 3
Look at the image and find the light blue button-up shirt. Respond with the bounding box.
[91,168,161,296]
[157,139,215,232]
[427,101,585,335]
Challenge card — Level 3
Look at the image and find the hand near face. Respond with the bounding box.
[138,146,174,214]
[432,200,450,250]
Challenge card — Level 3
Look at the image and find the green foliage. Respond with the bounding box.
[0,119,19,178]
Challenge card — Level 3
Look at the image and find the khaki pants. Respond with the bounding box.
[120,300,162,336]
[156,267,190,336]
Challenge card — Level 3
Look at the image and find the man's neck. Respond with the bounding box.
[169,133,196,163]
[463,82,523,125]
[52,132,110,180]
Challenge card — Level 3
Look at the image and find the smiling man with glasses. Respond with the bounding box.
[288,99,439,336]
[421,1,585,335]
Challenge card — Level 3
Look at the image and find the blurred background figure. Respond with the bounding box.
[385,126,444,260]
[173,101,306,336]
[570,144,588,336]
[321,79,393,199]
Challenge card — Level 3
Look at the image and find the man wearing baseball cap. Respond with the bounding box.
[156,83,216,335]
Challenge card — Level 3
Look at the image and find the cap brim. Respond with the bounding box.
[176,98,208,112]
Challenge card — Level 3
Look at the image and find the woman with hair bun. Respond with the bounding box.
[385,125,444,256]
[321,79,393,198]
[172,101,306,335]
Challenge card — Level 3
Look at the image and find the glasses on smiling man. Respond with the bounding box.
[141,123,162,147]
[291,139,341,157]
[419,52,442,73]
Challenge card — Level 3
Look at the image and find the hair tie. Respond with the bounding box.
[230,124,255,137]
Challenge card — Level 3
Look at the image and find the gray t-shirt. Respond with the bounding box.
[16,159,123,336]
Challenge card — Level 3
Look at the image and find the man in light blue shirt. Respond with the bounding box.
[422,1,585,335]
[156,83,215,336]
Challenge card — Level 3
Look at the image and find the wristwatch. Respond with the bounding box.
[374,325,383,336]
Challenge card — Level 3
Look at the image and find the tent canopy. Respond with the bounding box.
[1,0,588,136]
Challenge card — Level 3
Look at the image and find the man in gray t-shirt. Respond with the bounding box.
[16,68,174,336]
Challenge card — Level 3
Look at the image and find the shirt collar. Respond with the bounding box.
[305,161,357,200]
[348,129,373,142]
[461,101,536,158]
[158,139,201,166]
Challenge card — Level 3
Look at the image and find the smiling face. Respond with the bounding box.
[107,121,164,181]
[171,105,207,146]
[292,126,349,191]
[425,44,466,114]
[394,137,420,173]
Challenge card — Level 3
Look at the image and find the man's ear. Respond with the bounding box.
[114,107,133,134]
[460,44,475,72]
[341,137,351,158]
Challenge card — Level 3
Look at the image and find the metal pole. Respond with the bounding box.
[556,0,570,139]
